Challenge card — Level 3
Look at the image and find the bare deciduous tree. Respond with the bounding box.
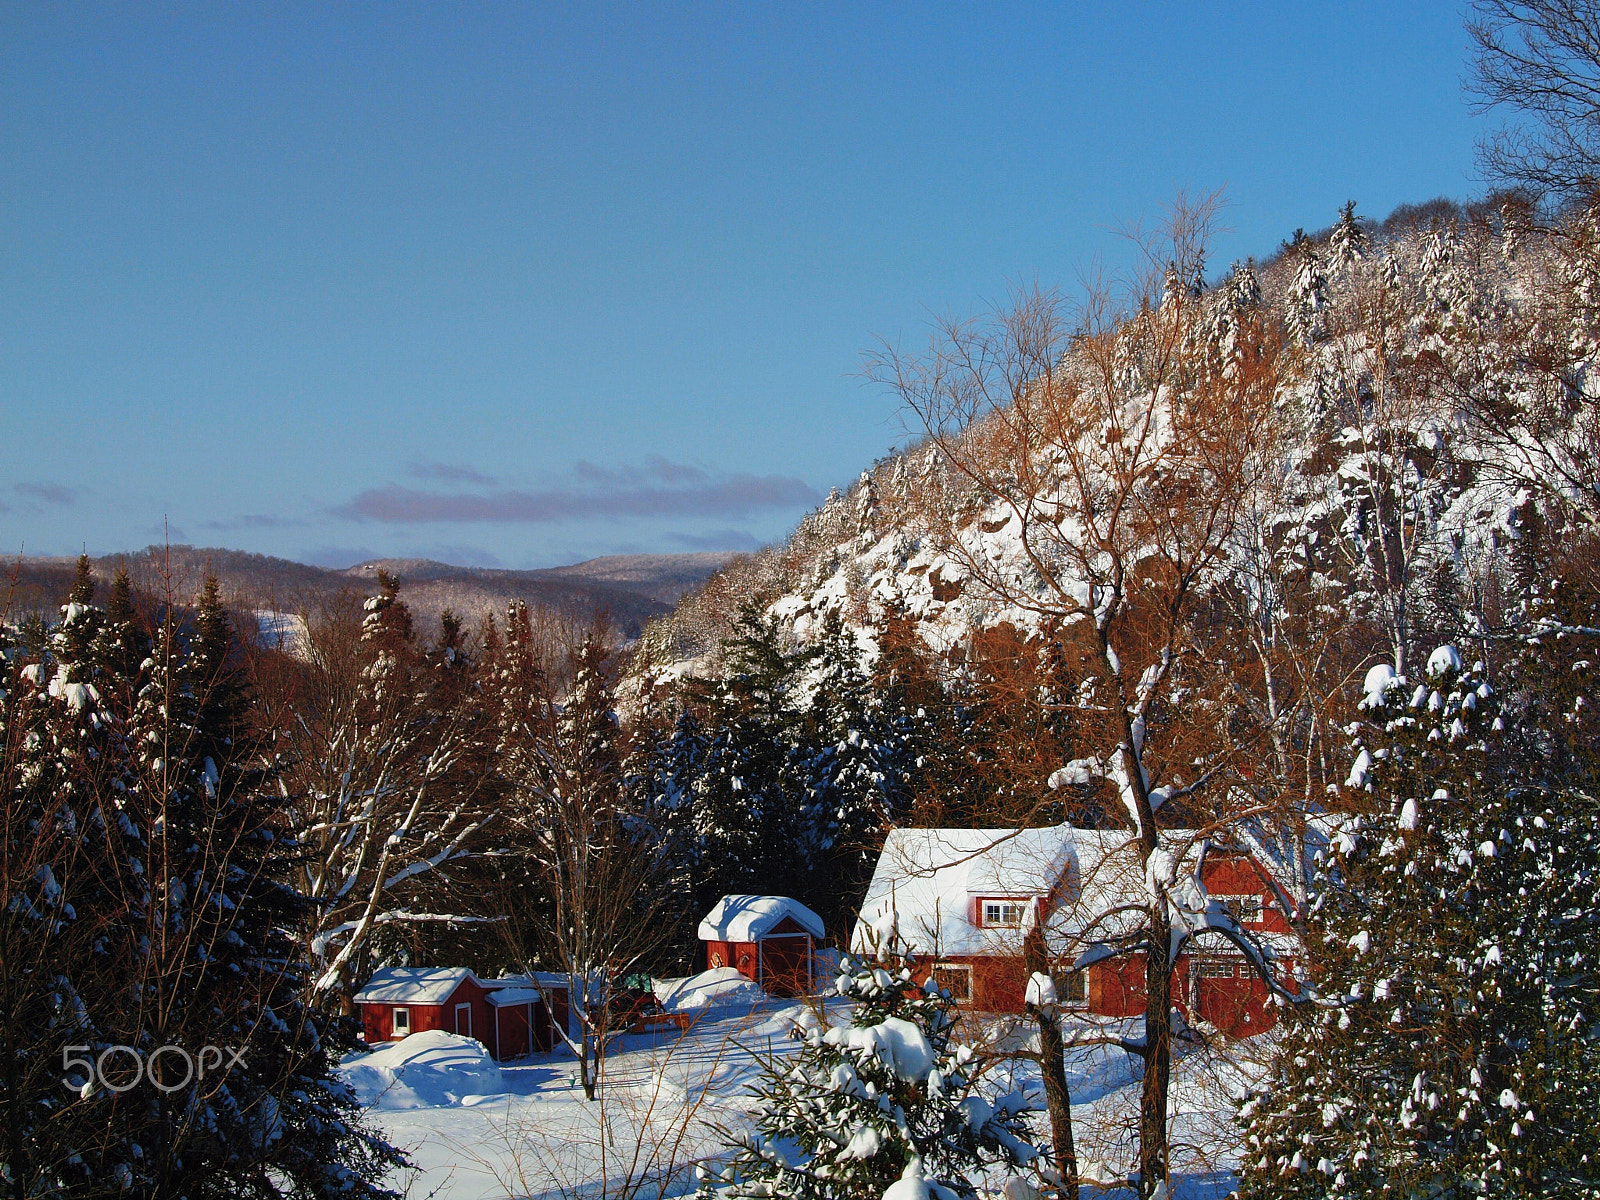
[1468,0,1600,199]
[491,613,684,1101]
[867,193,1286,1199]
[269,576,493,1005]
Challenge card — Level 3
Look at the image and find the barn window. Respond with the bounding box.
[392,1007,410,1035]
[1197,958,1237,978]
[981,900,1026,927]
[932,964,972,1001]
[1215,894,1263,925]
[1052,969,1086,1003]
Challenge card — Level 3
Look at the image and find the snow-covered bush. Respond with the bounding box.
[704,938,1045,1199]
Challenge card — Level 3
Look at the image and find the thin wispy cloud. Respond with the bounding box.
[333,459,818,524]
[408,460,498,486]
[15,482,75,506]
[573,456,708,488]
[204,514,311,531]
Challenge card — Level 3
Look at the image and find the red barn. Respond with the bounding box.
[355,967,571,1061]
[853,827,1297,1037]
[698,895,824,997]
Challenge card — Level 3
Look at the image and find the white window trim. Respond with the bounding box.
[980,898,1028,928]
[392,1006,410,1036]
[455,1002,472,1038]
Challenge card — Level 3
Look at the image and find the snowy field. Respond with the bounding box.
[340,982,1255,1200]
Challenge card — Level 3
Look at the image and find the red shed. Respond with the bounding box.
[485,972,572,1057]
[355,967,572,1062]
[356,967,496,1049]
[698,895,824,997]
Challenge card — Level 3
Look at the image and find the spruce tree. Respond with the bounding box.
[1236,645,1600,1198]
[93,565,151,693]
[0,573,145,1198]
[117,577,404,1198]
[801,615,913,930]
[1328,202,1369,274]
[54,554,105,680]
[707,936,1045,1199]
[1286,230,1329,346]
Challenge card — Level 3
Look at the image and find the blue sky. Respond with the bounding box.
[1,2,1483,569]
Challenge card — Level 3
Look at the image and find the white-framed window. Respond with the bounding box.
[454,1002,472,1038]
[932,963,972,1002]
[392,1007,410,1036]
[1215,894,1264,925]
[981,900,1027,927]
[1197,958,1239,979]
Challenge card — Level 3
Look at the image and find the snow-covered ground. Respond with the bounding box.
[341,990,1255,1200]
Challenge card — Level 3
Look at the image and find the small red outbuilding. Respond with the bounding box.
[698,895,824,997]
[355,967,570,1061]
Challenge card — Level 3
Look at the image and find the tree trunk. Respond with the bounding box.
[580,1025,598,1101]
[1024,927,1079,1200]
[1139,902,1172,1200]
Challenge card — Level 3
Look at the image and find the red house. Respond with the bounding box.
[355,967,571,1061]
[1081,844,1299,1037]
[852,827,1297,1037]
[698,895,824,997]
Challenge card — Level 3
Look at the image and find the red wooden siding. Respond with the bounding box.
[704,915,816,997]
[359,975,566,1060]
[917,850,1296,1038]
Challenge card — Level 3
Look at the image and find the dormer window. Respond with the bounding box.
[981,900,1027,927]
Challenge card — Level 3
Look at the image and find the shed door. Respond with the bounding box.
[454,1002,472,1038]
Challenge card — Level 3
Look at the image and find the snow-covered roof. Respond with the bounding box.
[491,972,570,994]
[485,987,542,1008]
[355,967,477,1005]
[851,827,1080,958]
[698,895,825,942]
[853,826,1286,965]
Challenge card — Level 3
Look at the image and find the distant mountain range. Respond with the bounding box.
[1,546,739,639]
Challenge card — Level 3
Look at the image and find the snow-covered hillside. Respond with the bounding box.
[633,199,1595,690]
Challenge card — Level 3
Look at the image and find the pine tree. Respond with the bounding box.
[117,577,404,1198]
[0,574,145,1198]
[1328,202,1369,275]
[1286,231,1329,346]
[706,936,1045,1199]
[1236,644,1600,1198]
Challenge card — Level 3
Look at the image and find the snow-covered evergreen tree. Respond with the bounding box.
[1285,230,1328,346]
[1327,202,1368,275]
[856,470,881,539]
[1236,645,1600,1198]
[0,565,147,1196]
[117,577,405,1197]
[706,936,1045,1199]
